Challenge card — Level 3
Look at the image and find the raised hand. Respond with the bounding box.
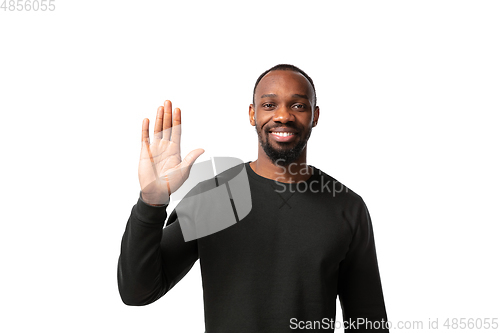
[139,100,204,205]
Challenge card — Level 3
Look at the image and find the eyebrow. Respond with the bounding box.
[260,93,310,100]
[292,94,309,100]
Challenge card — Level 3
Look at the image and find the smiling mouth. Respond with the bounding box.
[270,131,295,137]
[268,130,298,143]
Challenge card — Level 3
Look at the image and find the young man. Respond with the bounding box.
[118,64,389,332]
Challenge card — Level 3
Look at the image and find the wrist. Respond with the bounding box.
[140,191,170,206]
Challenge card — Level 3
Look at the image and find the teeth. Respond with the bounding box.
[271,132,294,137]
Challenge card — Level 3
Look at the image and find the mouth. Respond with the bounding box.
[268,128,298,143]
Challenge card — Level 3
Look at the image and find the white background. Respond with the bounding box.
[1,1,499,332]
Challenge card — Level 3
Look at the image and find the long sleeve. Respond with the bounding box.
[117,194,198,306]
[338,198,389,332]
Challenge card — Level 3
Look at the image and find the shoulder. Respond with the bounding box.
[311,166,364,202]
[214,162,247,186]
[311,166,369,222]
[182,158,248,197]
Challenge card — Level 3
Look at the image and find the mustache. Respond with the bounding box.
[264,123,300,132]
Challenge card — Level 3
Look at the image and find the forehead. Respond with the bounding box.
[255,70,314,101]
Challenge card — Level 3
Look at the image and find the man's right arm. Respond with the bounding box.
[118,100,204,305]
[117,193,198,306]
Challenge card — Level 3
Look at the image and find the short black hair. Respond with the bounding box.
[252,64,317,107]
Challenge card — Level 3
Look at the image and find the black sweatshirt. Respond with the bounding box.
[118,162,389,332]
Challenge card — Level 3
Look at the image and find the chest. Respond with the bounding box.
[197,188,353,276]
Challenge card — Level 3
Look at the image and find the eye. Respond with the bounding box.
[292,104,306,110]
[262,103,275,109]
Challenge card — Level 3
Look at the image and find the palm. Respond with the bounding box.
[139,100,204,205]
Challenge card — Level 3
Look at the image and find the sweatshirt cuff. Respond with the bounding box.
[134,191,169,224]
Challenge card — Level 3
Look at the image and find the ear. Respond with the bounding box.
[249,104,256,126]
[312,106,320,127]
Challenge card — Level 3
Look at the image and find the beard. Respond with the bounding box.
[256,123,312,166]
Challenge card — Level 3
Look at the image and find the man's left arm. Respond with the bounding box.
[338,198,389,332]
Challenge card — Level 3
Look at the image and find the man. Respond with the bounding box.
[118,64,389,332]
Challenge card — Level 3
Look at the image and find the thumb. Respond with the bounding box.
[181,148,205,174]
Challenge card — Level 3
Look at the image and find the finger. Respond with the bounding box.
[171,107,182,144]
[141,118,154,161]
[142,118,159,180]
[153,106,164,141]
[142,118,150,144]
[162,100,173,141]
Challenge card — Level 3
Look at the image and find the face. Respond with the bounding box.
[249,70,319,165]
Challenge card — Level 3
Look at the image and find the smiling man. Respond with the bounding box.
[118,64,390,332]
[249,66,319,183]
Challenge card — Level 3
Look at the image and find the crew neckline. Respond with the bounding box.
[244,161,321,188]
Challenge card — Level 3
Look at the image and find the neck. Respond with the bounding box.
[250,146,312,183]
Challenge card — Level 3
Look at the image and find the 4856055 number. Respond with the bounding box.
[1,0,55,11]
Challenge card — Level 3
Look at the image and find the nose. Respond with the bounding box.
[273,105,294,123]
